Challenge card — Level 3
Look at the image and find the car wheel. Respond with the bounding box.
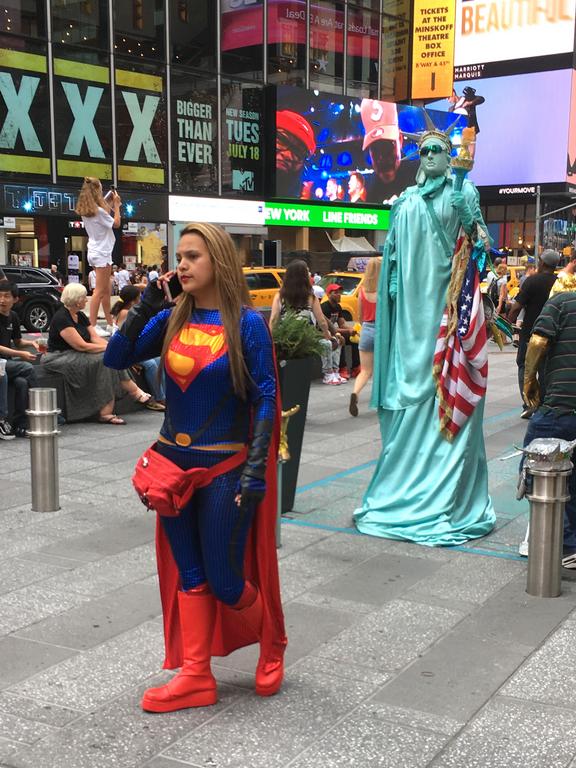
[23,303,52,332]
[342,310,353,322]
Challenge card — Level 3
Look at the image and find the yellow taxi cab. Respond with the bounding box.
[481,265,525,301]
[318,272,364,322]
[243,267,285,311]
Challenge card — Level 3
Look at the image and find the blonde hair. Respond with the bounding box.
[496,263,508,277]
[75,177,105,217]
[61,283,87,308]
[362,256,382,293]
[161,223,252,399]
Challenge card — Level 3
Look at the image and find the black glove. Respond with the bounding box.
[121,279,169,341]
[238,418,273,508]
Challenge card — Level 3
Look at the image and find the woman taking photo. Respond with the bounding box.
[75,177,121,334]
[349,257,382,416]
[104,223,286,713]
[41,284,151,425]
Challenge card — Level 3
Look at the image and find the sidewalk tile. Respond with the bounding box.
[429,697,576,767]
[0,637,77,689]
[501,622,576,708]
[14,582,161,650]
[313,598,464,673]
[406,553,521,605]
[6,680,243,768]
[288,701,448,768]
[161,667,374,768]
[10,622,165,711]
[373,626,530,722]
[310,551,444,606]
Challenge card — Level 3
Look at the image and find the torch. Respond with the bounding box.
[450,126,476,192]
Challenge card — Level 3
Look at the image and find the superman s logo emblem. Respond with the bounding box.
[165,323,228,391]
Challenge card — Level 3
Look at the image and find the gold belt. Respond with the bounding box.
[157,433,245,452]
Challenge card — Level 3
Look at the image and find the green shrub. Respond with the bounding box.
[271,310,325,360]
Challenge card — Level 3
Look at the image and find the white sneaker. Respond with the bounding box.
[322,373,335,384]
[518,540,528,557]
[93,325,111,337]
[335,374,348,384]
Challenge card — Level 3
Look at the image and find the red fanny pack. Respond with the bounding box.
[132,444,248,517]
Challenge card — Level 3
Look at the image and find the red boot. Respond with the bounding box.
[235,581,284,696]
[141,585,217,713]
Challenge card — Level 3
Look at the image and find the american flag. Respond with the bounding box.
[433,239,488,441]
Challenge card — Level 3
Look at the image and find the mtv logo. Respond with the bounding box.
[232,170,254,192]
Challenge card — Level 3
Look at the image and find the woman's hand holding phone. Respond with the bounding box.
[157,270,182,303]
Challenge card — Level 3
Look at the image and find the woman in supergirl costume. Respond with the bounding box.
[104,223,286,713]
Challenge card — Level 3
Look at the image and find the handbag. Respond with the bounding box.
[133,445,248,516]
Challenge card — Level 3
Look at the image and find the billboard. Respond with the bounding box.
[411,0,456,99]
[275,86,466,205]
[454,0,575,72]
[428,69,572,186]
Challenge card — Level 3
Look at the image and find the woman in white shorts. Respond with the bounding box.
[75,177,121,333]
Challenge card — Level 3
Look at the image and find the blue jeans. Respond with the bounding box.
[0,359,37,426]
[140,358,165,401]
[523,408,576,551]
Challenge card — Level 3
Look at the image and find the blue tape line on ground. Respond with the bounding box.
[295,460,378,494]
[281,518,526,562]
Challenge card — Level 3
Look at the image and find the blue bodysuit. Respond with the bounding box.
[104,306,276,604]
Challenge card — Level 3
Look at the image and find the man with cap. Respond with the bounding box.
[321,284,360,379]
[276,110,316,198]
[360,100,412,205]
[508,249,559,418]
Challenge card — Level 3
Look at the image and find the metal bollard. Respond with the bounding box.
[521,438,575,598]
[27,388,61,513]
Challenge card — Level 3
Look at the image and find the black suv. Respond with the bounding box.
[1,266,62,332]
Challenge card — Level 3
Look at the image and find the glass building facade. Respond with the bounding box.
[0,0,410,199]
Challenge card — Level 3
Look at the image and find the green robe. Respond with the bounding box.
[353,175,496,546]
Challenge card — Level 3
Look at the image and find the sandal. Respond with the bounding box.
[98,414,127,425]
[349,393,359,418]
[134,390,152,405]
[145,400,166,412]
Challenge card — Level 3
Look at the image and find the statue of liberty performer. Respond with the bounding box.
[353,120,496,546]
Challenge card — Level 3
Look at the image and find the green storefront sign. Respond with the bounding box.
[264,202,390,230]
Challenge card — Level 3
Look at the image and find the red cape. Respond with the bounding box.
[155,400,287,669]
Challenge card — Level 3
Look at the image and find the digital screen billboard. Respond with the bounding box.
[275,86,466,205]
[454,0,575,72]
[428,69,572,187]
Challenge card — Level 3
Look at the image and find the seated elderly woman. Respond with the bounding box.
[41,283,151,425]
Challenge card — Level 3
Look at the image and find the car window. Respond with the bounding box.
[319,275,361,295]
[258,273,280,289]
[245,274,260,290]
[2,268,22,282]
[17,269,51,284]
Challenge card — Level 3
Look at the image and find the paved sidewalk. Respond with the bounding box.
[2,346,576,767]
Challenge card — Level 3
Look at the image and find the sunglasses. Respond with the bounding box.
[419,144,446,156]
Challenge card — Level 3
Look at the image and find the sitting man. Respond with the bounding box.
[321,283,360,379]
[0,281,38,438]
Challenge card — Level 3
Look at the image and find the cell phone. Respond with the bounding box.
[162,273,182,303]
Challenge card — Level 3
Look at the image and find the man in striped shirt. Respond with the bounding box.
[523,290,576,564]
